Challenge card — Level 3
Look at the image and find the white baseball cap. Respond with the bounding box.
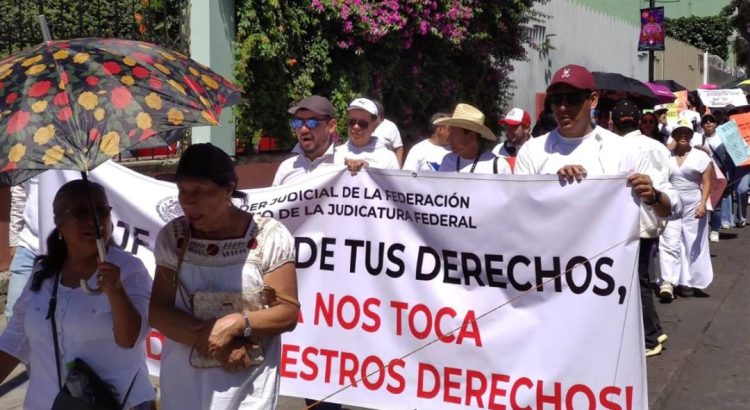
[499,107,531,126]
[347,98,379,116]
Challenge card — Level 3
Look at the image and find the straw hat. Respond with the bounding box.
[433,103,497,141]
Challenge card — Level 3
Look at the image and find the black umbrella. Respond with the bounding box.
[652,79,688,92]
[593,72,661,109]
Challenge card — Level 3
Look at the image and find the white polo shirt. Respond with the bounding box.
[334,138,400,170]
[438,152,511,174]
[272,143,336,186]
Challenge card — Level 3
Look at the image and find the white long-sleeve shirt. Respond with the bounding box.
[9,177,40,253]
[515,126,683,222]
[0,246,155,409]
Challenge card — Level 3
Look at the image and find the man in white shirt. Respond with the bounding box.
[611,99,673,356]
[402,112,451,171]
[515,64,677,219]
[272,95,338,186]
[335,98,400,172]
[5,178,40,321]
[493,107,531,171]
[372,100,405,167]
[434,103,511,174]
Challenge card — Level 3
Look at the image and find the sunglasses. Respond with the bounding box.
[641,120,655,125]
[66,206,113,221]
[547,91,590,106]
[290,118,326,130]
[347,119,371,129]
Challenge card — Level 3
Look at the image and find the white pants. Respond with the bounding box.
[659,191,713,288]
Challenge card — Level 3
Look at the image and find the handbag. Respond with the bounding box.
[172,220,300,369]
[47,272,138,410]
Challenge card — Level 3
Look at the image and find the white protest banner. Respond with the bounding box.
[696,88,748,108]
[716,120,750,166]
[37,163,645,409]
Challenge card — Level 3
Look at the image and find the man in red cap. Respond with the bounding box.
[515,64,678,219]
[493,107,532,170]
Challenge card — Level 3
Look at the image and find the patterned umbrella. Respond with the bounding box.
[0,37,241,184]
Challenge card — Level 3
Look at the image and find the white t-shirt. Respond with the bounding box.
[334,138,400,169]
[372,119,403,150]
[515,126,682,217]
[402,139,450,171]
[492,141,523,158]
[272,143,336,186]
[438,152,511,174]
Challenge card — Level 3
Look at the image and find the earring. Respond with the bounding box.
[58,232,62,240]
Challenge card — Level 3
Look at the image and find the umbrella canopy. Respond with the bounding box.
[593,71,661,109]
[645,82,676,104]
[699,83,719,90]
[652,79,688,92]
[0,38,241,185]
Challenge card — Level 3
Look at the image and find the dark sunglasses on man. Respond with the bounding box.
[290,117,327,130]
[547,91,591,106]
[67,206,113,221]
[347,119,370,129]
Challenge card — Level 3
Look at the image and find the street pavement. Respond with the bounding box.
[0,228,748,409]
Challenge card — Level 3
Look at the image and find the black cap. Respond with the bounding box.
[176,143,237,186]
[611,99,640,128]
[287,95,336,118]
[701,113,716,124]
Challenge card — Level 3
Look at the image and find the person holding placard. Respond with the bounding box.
[659,120,714,300]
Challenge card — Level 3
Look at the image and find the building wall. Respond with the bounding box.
[652,37,704,89]
[574,0,731,25]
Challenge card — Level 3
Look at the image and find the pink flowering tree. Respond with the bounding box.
[234,0,544,150]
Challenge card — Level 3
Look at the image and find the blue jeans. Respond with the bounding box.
[735,169,750,224]
[710,195,734,230]
[5,246,36,322]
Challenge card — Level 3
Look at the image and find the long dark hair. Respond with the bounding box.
[30,180,108,291]
[639,112,659,139]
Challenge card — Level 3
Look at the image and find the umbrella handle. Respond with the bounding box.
[80,239,108,295]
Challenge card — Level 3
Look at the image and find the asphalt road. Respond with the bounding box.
[0,227,748,409]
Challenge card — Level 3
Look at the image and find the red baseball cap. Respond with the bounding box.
[547,64,596,91]
[499,107,531,126]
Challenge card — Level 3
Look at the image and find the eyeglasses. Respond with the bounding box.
[66,206,113,221]
[290,118,326,130]
[547,91,590,106]
[702,118,717,124]
[347,119,371,129]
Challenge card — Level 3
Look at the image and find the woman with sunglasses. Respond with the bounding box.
[658,121,714,301]
[0,180,155,409]
[335,97,400,173]
[639,112,662,142]
[150,143,299,409]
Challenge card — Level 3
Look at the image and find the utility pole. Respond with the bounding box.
[649,0,655,82]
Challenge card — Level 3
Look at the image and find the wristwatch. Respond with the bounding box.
[644,188,662,206]
[242,314,253,339]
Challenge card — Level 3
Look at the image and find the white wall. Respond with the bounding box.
[508,0,648,117]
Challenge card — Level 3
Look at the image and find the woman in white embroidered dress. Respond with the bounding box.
[150,143,299,409]
[0,180,155,409]
[658,122,714,301]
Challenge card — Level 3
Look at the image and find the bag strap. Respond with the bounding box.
[118,367,139,409]
[173,222,192,308]
[46,271,63,390]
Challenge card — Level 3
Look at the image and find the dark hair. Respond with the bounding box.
[639,112,659,139]
[31,180,108,291]
[712,109,727,125]
[428,112,450,135]
[176,143,247,202]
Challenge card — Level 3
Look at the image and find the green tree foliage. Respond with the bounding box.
[724,0,750,70]
[0,0,188,56]
[234,0,544,149]
[665,15,732,60]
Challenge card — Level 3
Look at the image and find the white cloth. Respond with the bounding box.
[0,247,155,410]
[659,149,713,288]
[623,130,673,238]
[9,177,40,253]
[154,215,296,410]
[334,138,400,170]
[402,139,450,171]
[703,133,723,152]
[372,119,403,150]
[438,152,511,174]
[491,141,524,158]
[515,126,682,217]
[272,143,337,186]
